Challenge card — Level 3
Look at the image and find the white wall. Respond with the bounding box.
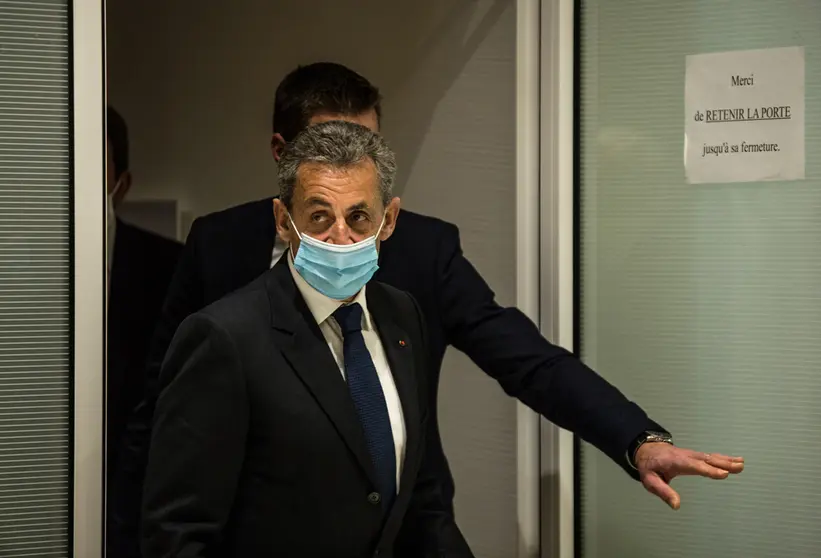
[107,1,519,555]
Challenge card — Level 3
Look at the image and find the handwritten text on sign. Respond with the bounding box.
[684,47,805,184]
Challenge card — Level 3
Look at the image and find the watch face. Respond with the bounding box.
[647,432,672,443]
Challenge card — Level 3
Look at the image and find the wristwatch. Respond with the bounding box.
[627,430,673,470]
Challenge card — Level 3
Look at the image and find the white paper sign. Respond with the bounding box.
[684,46,805,184]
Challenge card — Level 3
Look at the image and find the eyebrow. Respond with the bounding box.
[304,197,332,208]
[303,198,371,214]
[346,201,370,213]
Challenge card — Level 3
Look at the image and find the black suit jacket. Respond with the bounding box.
[112,199,662,554]
[107,220,181,475]
[141,259,472,558]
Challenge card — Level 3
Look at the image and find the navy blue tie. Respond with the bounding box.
[333,303,396,510]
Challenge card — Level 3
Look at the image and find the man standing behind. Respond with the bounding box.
[106,106,181,556]
[105,106,181,475]
[141,121,473,558]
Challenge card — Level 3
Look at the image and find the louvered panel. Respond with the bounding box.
[0,1,70,556]
[578,1,821,557]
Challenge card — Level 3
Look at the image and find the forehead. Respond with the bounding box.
[294,161,379,208]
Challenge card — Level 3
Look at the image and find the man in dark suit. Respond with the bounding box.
[142,121,473,558]
[106,106,182,476]
[106,106,182,558]
[113,63,743,555]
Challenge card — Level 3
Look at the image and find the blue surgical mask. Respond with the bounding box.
[289,214,385,300]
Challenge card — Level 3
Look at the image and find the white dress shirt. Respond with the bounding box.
[287,253,406,489]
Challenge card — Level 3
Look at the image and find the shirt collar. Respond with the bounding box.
[287,251,372,330]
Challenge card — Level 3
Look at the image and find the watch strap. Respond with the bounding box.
[627,430,673,470]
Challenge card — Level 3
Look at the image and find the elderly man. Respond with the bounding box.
[141,121,473,558]
[112,62,743,557]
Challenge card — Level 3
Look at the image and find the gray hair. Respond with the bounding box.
[277,120,397,209]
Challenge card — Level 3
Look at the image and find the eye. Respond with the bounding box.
[350,211,368,223]
[310,212,327,223]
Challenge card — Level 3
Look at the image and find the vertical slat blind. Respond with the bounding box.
[0,1,70,557]
[578,1,821,557]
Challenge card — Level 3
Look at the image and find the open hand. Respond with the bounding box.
[634,443,744,510]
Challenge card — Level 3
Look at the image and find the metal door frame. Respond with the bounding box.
[538,0,576,556]
[73,0,106,555]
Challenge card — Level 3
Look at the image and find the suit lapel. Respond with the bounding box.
[367,284,423,535]
[265,262,425,525]
[368,289,421,490]
[265,260,379,487]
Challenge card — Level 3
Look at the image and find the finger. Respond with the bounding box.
[704,453,745,473]
[678,457,729,479]
[690,451,743,462]
[642,471,681,510]
[690,452,745,473]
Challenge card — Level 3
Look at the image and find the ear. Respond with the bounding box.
[271,133,286,161]
[378,197,401,242]
[273,198,294,243]
[112,171,132,206]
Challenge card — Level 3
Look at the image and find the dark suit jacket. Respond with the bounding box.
[107,220,181,475]
[112,199,662,554]
[141,259,473,558]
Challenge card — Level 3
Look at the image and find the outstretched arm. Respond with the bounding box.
[435,222,657,478]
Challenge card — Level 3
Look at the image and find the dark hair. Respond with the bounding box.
[272,62,382,141]
[107,105,129,179]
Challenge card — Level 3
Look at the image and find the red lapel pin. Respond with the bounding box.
[398,340,406,347]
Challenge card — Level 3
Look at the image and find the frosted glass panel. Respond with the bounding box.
[578,1,821,557]
[0,1,71,556]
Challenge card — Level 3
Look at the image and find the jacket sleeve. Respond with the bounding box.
[107,218,208,557]
[435,223,662,479]
[141,313,248,558]
[396,293,475,558]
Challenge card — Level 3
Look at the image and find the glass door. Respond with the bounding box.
[576,1,821,557]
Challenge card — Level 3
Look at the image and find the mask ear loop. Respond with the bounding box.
[287,212,303,260]
[107,178,122,240]
[110,178,122,200]
[107,178,122,222]
[374,212,387,241]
